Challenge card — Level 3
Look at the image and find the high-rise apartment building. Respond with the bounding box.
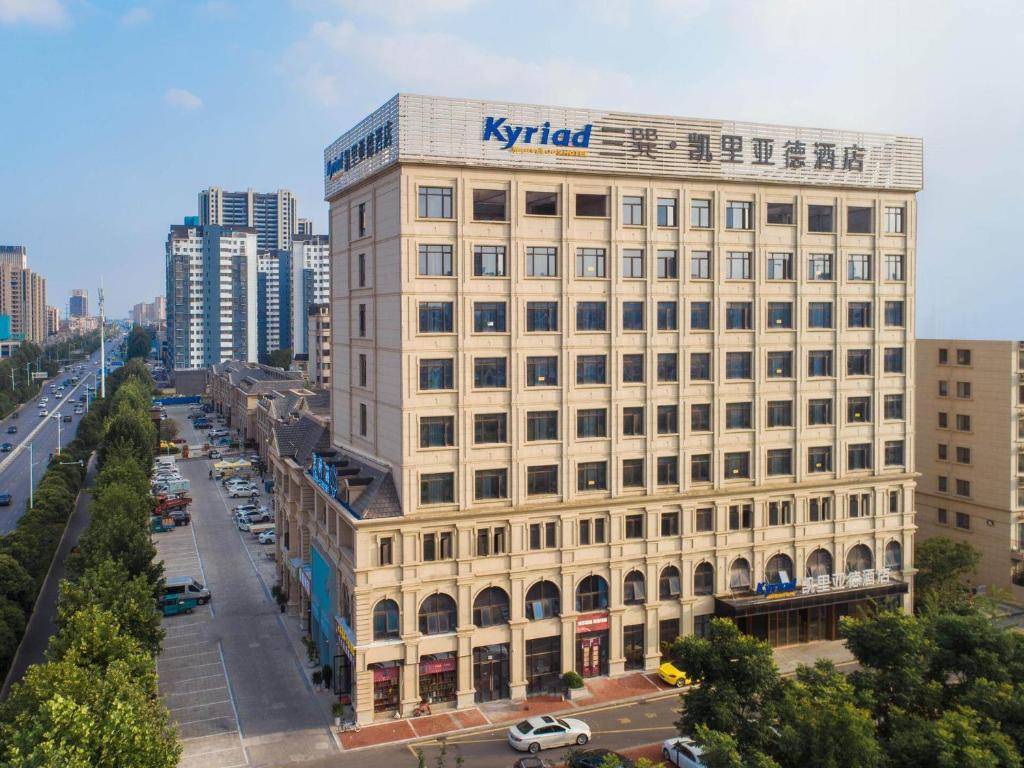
[0,246,28,269]
[257,250,293,361]
[276,95,922,721]
[291,233,330,355]
[69,288,88,318]
[298,218,314,236]
[0,246,46,343]
[915,340,1024,602]
[165,222,257,369]
[307,303,331,388]
[46,306,59,336]
[198,187,299,251]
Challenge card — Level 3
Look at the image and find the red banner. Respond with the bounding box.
[373,666,399,683]
[576,612,609,634]
[419,658,456,675]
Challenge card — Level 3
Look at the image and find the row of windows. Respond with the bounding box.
[418,444,906,504]
[936,380,973,399]
[419,395,906,448]
[414,244,907,282]
[936,412,973,431]
[417,186,908,235]
[414,348,907,390]
[936,444,972,464]
[935,476,973,498]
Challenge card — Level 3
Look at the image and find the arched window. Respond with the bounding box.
[575,575,609,612]
[694,562,714,596]
[764,554,794,585]
[525,581,560,620]
[472,587,510,627]
[884,541,903,570]
[729,558,751,591]
[845,544,873,573]
[418,593,457,635]
[659,565,682,600]
[623,571,646,605]
[806,548,833,579]
[372,599,399,640]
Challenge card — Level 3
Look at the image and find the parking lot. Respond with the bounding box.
[154,406,338,768]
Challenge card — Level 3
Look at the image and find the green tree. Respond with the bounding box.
[0,598,27,673]
[266,348,293,370]
[158,419,178,442]
[99,409,156,469]
[915,537,980,612]
[125,326,152,360]
[0,554,36,613]
[887,705,1021,768]
[45,606,154,684]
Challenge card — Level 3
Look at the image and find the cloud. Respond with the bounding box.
[0,0,67,26]
[164,88,202,111]
[322,0,477,24]
[120,6,152,26]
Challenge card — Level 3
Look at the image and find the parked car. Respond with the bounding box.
[233,503,260,514]
[6,426,16,434]
[513,759,555,768]
[662,738,706,768]
[257,529,276,545]
[507,716,591,754]
[62,414,72,423]
[0,443,12,452]
[243,509,272,523]
[168,510,191,526]
[38,410,47,417]
[0,493,11,506]
[208,450,221,459]
[568,749,634,768]
[229,487,258,498]
[163,576,210,605]
[657,662,693,689]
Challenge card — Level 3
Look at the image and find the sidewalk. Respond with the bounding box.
[337,639,854,750]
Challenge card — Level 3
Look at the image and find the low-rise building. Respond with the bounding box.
[307,304,331,388]
[208,360,305,445]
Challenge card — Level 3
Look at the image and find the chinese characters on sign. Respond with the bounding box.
[325,120,393,180]
[802,568,893,595]
[309,452,338,499]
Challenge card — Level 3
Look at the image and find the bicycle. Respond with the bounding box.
[339,718,360,733]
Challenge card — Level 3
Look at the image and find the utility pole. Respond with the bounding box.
[98,281,106,399]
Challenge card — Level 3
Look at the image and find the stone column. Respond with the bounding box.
[607,607,625,676]
[509,620,528,701]
[456,630,475,709]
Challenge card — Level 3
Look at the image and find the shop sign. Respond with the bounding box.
[372,665,399,683]
[310,453,338,499]
[802,568,892,595]
[576,612,609,634]
[482,116,593,151]
[755,579,798,597]
[420,657,456,675]
[335,616,356,663]
[299,565,312,596]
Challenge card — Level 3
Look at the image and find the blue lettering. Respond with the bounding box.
[551,128,570,146]
[482,116,594,151]
[540,121,551,144]
[501,124,523,149]
[482,116,507,142]
[572,124,593,147]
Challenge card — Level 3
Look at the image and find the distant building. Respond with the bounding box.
[257,250,293,361]
[131,296,166,326]
[46,306,59,336]
[198,187,299,251]
[297,218,314,236]
[0,246,46,343]
[290,234,330,356]
[0,246,27,269]
[307,303,330,388]
[69,288,88,318]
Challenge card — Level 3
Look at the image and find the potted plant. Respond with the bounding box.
[311,669,323,687]
[331,701,344,727]
[562,671,587,700]
[304,636,318,667]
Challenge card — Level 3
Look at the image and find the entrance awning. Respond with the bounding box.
[715,580,908,618]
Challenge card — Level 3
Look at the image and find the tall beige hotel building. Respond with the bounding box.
[282,95,923,722]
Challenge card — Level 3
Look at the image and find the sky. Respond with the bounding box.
[1,0,1022,334]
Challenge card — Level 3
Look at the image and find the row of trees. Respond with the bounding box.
[0,359,179,766]
[672,537,1024,768]
[125,325,153,361]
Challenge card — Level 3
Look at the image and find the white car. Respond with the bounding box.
[507,716,590,754]
[39,410,48,417]
[662,738,707,768]
[229,487,258,498]
[257,529,275,545]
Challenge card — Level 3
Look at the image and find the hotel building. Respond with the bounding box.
[274,95,922,723]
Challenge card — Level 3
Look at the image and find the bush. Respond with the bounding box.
[563,671,585,689]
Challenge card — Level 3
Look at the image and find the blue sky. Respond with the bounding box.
[1,0,1021,334]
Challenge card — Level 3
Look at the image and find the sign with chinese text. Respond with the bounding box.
[802,568,893,595]
[576,612,610,634]
[310,452,338,499]
[335,615,356,663]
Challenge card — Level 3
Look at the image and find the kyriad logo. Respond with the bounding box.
[482,116,593,150]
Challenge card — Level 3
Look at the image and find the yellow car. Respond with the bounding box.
[658,661,693,688]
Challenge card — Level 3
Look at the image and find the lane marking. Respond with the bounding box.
[169,699,232,713]
[217,640,251,765]
[163,685,229,698]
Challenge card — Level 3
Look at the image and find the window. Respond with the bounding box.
[419,593,456,635]
[938,412,949,428]
[767,449,793,476]
[848,302,872,328]
[621,458,644,488]
[657,250,678,279]
[657,301,677,330]
[884,394,904,419]
[419,359,453,390]
[725,351,752,379]
[767,351,792,378]
[938,443,948,460]
[885,254,905,281]
[576,301,607,331]
[357,253,366,287]
[526,301,558,332]
[808,497,832,522]
[359,403,367,435]
[767,400,792,428]
[625,514,644,538]
[938,475,949,492]
[580,517,607,546]
[726,201,752,229]
[378,537,393,566]
[622,406,644,436]
[808,302,833,329]
[575,576,609,612]
[808,350,834,377]
[473,302,506,332]
[956,381,972,398]
[957,349,972,365]
[768,500,793,525]
[847,396,871,423]
[577,355,607,385]
[955,512,970,529]
[956,414,971,431]
[418,186,452,219]
[726,252,751,279]
[657,405,678,434]
[578,461,607,491]
[419,302,453,333]
[357,203,367,237]
[623,571,646,604]
[690,250,711,279]
[527,466,558,496]
[847,254,872,281]
[849,493,872,518]
[622,354,644,383]
[808,398,833,425]
[577,408,607,439]
[938,508,948,525]
[884,301,904,327]
[848,443,872,471]
[526,356,558,387]
[472,587,510,628]
[886,441,905,467]
[690,403,711,432]
[690,199,711,228]
[690,352,711,381]
[657,456,679,486]
[576,193,608,217]
[622,301,644,331]
[808,253,833,280]
[847,206,873,234]
[528,522,558,550]
[766,202,794,225]
[691,454,711,482]
[847,349,872,376]
[372,600,399,640]
[622,249,644,278]
[576,248,606,278]
[473,357,507,388]
[622,195,644,225]
[885,206,905,234]
[657,353,678,382]
[808,446,833,473]
[473,245,506,277]
[525,191,558,216]
[473,189,506,221]
[724,452,750,479]
[523,409,559,441]
[657,198,677,227]
[690,301,711,330]
[475,469,508,500]
[728,503,753,529]
[358,304,366,336]
[767,302,792,328]
[695,507,713,533]
[474,412,507,444]
[659,566,682,599]
[358,354,367,387]
[883,347,904,373]
[421,473,454,505]
[420,416,454,448]
[938,381,949,397]
[808,204,834,232]
[726,401,752,430]
[526,246,558,277]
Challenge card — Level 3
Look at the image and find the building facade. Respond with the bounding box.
[307,303,331,388]
[915,340,1024,602]
[46,306,59,336]
[277,95,922,723]
[209,360,306,445]
[291,234,331,356]
[69,288,88,318]
[199,187,299,251]
[257,250,293,361]
[0,247,47,344]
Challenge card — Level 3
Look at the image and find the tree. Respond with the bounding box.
[125,326,152,360]
[0,554,36,613]
[158,419,178,442]
[886,705,1021,768]
[915,537,980,612]
[266,348,292,370]
[45,606,154,684]
[98,409,156,470]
